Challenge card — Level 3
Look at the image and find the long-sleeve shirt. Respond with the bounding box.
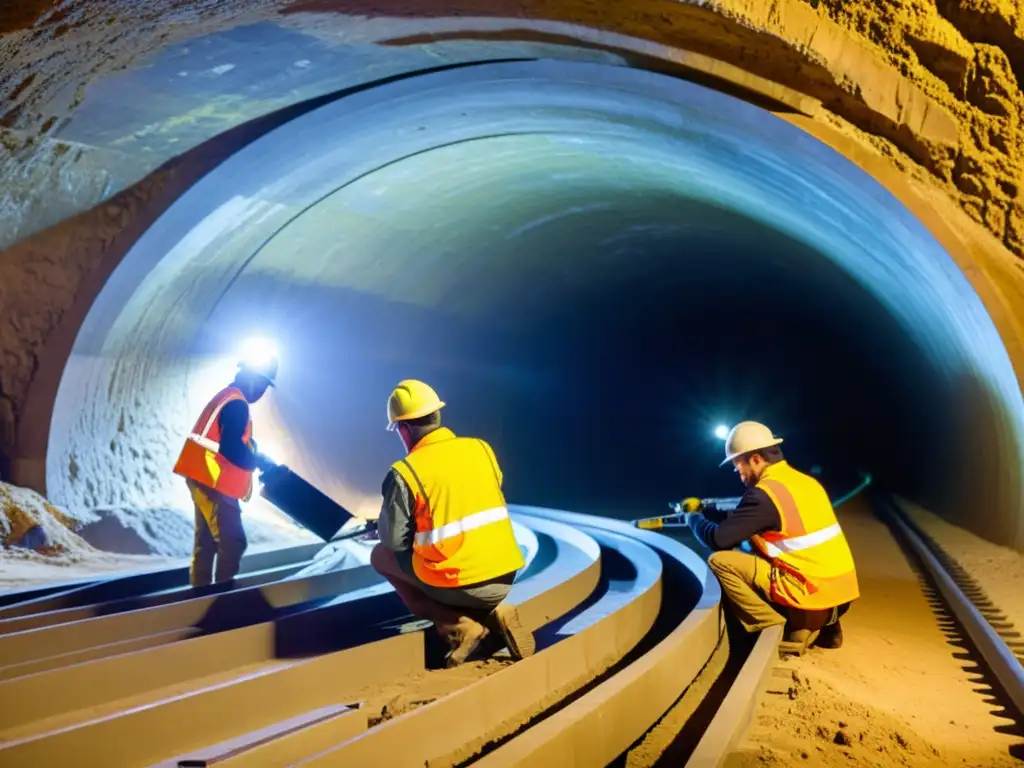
[218,399,259,471]
[689,487,782,551]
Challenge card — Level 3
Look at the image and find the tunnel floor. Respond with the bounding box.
[728,496,1022,767]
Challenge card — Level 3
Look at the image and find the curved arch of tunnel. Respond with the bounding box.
[45,60,1023,544]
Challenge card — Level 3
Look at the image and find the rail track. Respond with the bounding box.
[0,497,1017,767]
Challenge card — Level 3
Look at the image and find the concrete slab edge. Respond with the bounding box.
[684,624,783,768]
[471,511,722,767]
[294,527,660,767]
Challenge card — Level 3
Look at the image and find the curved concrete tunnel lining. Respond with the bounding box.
[44,60,1024,546]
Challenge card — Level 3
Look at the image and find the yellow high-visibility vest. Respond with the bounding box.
[751,461,860,610]
[391,428,524,588]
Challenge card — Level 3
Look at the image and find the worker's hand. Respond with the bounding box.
[254,453,279,473]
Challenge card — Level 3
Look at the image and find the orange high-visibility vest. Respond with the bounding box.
[751,461,860,610]
[391,428,524,588]
[173,387,254,501]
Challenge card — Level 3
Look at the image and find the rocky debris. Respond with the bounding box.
[966,44,1018,117]
[904,15,974,91]
[936,0,1024,87]
[0,480,93,554]
[808,0,1024,258]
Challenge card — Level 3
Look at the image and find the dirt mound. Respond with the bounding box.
[730,667,945,767]
[0,481,94,555]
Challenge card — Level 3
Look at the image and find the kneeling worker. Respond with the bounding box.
[173,349,277,586]
[685,421,859,653]
[370,379,535,667]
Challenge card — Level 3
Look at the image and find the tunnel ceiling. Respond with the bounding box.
[39,60,1024,553]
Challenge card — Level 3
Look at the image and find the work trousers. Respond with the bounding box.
[370,544,513,637]
[187,480,248,587]
[707,550,788,633]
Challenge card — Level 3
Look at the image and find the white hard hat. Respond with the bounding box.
[720,421,783,466]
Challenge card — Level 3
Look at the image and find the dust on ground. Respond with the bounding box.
[899,496,1024,638]
[0,480,177,590]
[0,548,181,591]
[727,497,1023,768]
[350,659,510,725]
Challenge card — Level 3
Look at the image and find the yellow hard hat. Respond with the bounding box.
[387,379,446,431]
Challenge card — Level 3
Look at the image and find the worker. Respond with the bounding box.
[684,421,858,654]
[172,351,277,586]
[370,379,535,667]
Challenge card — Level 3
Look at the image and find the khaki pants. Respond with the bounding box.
[707,550,787,632]
[370,544,513,637]
[187,480,247,587]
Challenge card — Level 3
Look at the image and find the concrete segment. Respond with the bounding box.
[0,541,323,619]
[0,623,276,730]
[684,625,783,768]
[155,705,364,767]
[0,560,308,634]
[0,634,422,767]
[216,707,367,767]
[0,628,196,683]
[472,513,722,767]
[0,564,383,666]
[297,528,661,767]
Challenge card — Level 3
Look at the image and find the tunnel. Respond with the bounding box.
[23,60,1024,548]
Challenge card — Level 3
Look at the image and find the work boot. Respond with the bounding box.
[489,603,536,661]
[445,617,489,668]
[779,628,820,656]
[815,620,844,649]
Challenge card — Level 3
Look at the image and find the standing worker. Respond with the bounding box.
[370,379,535,667]
[173,344,278,586]
[685,421,859,654]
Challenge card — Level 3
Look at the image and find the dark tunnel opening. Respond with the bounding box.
[37,60,1023,548]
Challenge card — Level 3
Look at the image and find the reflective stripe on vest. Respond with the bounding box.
[413,506,511,548]
[391,428,524,588]
[759,522,842,558]
[751,462,859,610]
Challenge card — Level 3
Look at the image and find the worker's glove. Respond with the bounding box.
[681,497,703,513]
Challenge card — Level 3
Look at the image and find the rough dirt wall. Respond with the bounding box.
[1,0,1024,513]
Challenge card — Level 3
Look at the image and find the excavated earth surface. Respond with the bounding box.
[727,497,1024,768]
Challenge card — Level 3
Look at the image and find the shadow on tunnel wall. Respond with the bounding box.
[946,372,1024,549]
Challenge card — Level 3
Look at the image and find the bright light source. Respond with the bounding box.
[714,424,729,440]
[238,337,278,369]
[257,439,282,466]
